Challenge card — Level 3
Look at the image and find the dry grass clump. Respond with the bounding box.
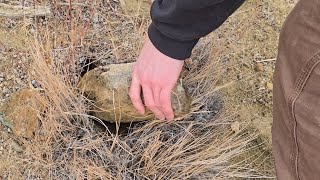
[4,41,264,179]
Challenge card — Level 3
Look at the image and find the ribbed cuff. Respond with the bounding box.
[148,24,199,60]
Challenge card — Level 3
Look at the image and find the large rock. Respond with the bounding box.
[78,63,191,123]
[0,89,45,138]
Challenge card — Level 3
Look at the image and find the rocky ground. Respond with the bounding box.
[0,23,30,106]
[0,0,298,179]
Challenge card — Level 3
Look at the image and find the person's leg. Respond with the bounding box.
[273,0,320,179]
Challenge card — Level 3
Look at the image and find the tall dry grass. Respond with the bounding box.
[14,50,265,179]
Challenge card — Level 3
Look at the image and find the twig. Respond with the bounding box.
[0,3,51,18]
[56,3,88,7]
[256,58,276,63]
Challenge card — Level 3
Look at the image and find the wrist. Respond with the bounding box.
[148,24,199,60]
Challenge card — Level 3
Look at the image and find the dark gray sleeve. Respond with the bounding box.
[148,0,246,60]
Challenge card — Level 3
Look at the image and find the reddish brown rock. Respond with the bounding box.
[1,89,45,138]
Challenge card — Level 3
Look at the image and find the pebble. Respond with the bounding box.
[266,82,273,90]
[31,80,39,88]
[11,141,24,153]
[255,63,264,72]
[2,88,10,94]
[31,80,37,85]
[231,121,240,133]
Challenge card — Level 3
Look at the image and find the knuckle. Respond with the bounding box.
[129,93,138,100]
[160,95,171,102]
[154,103,162,108]
[140,77,160,86]
[130,96,139,102]
[139,76,150,85]
[146,103,156,109]
[151,80,162,87]
[161,106,173,113]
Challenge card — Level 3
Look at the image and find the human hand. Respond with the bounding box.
[129,36,184,121]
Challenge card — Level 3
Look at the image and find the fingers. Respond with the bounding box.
[142,85,165,120]
[129,66,145,115]
[130,66,174,121]
[159,89,174,121]
[153,87,175,121]
[153,86,161,107]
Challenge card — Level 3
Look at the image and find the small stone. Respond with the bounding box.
[266,82,273,90]
[2,88,10,94]
[255,63,264,72]
[31,80,37,85]
[249,80,255,86]
[231,121,240,133]
[31,80,39,88]
[16,79,22,85]
[11,141,24,153]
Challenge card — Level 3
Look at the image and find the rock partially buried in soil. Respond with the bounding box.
[78,63,191,123]
[0,89,45,138]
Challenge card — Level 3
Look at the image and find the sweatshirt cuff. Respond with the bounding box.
[148,24,199,60]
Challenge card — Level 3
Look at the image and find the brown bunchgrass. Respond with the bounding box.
[6,37,264,178]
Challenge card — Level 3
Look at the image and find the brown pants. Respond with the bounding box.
[273,0,320,179]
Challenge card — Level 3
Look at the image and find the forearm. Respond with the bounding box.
[149,0,246,60]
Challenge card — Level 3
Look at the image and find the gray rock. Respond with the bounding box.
[11,140,23,153]
[78,63,191,123]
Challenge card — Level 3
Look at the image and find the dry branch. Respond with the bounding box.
[0,3,51,18]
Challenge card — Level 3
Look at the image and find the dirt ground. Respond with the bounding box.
[0,0,298,179]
